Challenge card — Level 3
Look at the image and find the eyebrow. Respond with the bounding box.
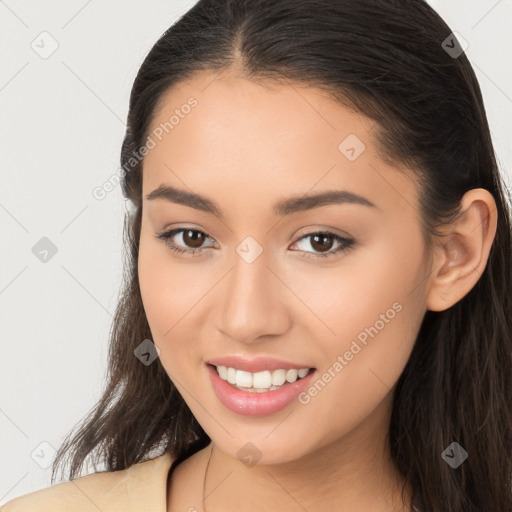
[145,184,377,218]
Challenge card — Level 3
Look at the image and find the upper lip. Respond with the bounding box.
[206,355,314,373]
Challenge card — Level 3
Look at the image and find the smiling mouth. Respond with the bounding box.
[208,363,315,393]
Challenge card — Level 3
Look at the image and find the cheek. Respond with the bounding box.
[297,225,426,412]
[137,235,210,382]
[291,231,425,342]
[138,241,170,335]
[138,230,195,336]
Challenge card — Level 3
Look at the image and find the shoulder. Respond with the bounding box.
[0,452,174,512]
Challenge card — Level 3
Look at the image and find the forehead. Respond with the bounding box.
[146,70,375,162]
[142,70,418,219]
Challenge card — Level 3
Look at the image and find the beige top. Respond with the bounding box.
[0,453,175,512]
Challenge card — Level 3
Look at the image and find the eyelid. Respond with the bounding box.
[157,227,217,247]
[294,225,352,240]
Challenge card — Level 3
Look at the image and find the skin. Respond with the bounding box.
[137,69,497,512]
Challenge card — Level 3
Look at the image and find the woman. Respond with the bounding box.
[2,0,511,511]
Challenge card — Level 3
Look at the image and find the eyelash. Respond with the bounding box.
[155,228,355,259]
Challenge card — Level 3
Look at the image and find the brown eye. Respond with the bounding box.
[309,233,336,253]
[155,228,215,256]
[182,229,206,248]
[291,231,355,259]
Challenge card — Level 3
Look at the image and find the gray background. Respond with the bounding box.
[1,0,511,504]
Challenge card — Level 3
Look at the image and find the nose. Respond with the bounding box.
[216,249,291,344]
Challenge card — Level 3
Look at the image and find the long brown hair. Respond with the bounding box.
[52,1,512,510]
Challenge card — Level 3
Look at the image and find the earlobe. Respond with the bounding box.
[425,188,498,312]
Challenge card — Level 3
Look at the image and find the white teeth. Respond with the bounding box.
[252,370,272,389]
[214,365,312,390]
[285,369,298,383]
[236,370,253,388]
[272,369,286,386]
[227,367,237,385]
[217,365,228,380]
[298,368,309,378]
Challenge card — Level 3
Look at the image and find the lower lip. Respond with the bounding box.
[207,364,316,417]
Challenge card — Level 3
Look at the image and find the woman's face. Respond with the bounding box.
[138,70,431,464]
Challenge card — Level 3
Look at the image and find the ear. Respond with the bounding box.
[426,188,498,312]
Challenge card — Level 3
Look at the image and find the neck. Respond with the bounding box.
[201,392,413,512]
